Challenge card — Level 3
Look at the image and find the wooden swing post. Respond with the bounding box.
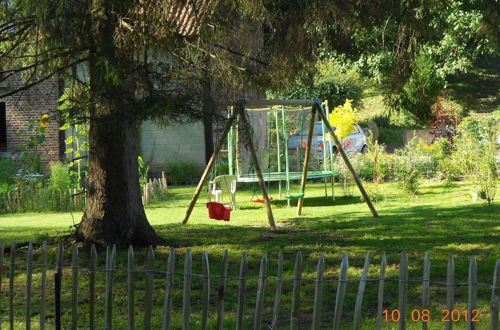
[316,103,379,218]
[237,103,277,230]
[182,113,237,225]
[296,107,317,216]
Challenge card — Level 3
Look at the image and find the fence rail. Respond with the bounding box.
[0,241,498,329]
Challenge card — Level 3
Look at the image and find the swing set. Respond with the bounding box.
[227,102,336,204]
[182,99,379,229]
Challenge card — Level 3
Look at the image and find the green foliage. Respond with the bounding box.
[270,60,364,108]
[48,162,71,192]
[448,117,498,204]
[168,161,202,186]
[0,157,15,185]
[16,116,49,174]
[138,156,150,186]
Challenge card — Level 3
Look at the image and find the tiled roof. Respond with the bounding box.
[167,0,218,37]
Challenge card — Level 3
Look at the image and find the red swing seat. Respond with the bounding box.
[206,202,232,221]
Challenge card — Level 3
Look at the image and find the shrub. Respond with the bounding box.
[0,157,15,184]
[169,161,202,185]
[138,156,149,186]
[329,99,359,140]
[446,117,498,203]
[394,144,421,196]
[48,162,71,192]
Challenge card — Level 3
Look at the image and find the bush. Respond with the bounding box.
[394,144,421,196]
[48,162,71,192]
[449,117,498,204]
[169,161,202,185]
[0,157,15,185]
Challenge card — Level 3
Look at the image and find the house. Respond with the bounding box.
[0,0,265,177]
[0,76,63,172]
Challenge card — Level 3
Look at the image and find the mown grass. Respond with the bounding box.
[0,180,499,329]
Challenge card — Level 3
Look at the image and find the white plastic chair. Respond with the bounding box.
[209,175,237,210]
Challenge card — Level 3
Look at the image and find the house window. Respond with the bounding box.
[0,102,6,152]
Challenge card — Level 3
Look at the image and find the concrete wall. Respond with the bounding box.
[140,120,206,175]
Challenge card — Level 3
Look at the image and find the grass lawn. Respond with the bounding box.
[0,180,499,329]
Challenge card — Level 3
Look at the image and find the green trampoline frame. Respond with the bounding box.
[237,170,337,183]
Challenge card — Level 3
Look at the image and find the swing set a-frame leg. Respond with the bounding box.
[296,107,317,216]
[182,113,237,225]
[316,103,379,218]
[237,103,277,230]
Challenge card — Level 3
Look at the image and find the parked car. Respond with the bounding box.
[287,121,368,157]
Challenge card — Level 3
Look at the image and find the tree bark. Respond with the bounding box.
[75,1,163,248]
[76,116,163,248]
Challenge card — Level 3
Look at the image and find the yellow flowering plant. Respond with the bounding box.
[328,99,358,140]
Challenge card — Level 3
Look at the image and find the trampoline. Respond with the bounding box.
[237,170,337,183]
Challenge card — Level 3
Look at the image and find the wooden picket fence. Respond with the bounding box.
[0,241,498,329]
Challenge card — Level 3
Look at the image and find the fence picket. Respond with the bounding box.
[71,245,79,329]
[128,246,135,330]
[0,241,3,330]
[0,246,497,330]
[398,252,408,330]
[271,251,284,330]
[468,256,477,330]
[201,252,210,330]
[105,245,116,329]
[254,252,268,330]
[333,253,348,330]
[445,256,455,330]
[9,244,15,330]
[353,252,371,329]
[144,246,155,330]
[25,242,33,329]
[183,250,192,330]
[55,242,64,329]
[162,248,175,330]
[40,242,47,330]
[491,259,499,330]
[217,250,229,330]
[376,253,387,330]
[236,252,247,330]
[291,251,303,330]
[422,252,430,330]
[89,245,97,330]
[312,253,325,330]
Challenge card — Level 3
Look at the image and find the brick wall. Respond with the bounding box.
[0,75,61,173]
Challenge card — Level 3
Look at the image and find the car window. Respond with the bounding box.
[352,125,360,134]
[300,122,336,136]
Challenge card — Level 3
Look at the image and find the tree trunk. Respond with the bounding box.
[76,3,163,247]
[76,114,163,248]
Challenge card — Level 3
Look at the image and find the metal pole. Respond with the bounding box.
[282,106,291,208]
[238,103,277,230]
[274,110,282,198]
[316,102,379,218]
[182,113,237,224]
[296,106,317,216]
[228,108,234,175]
[324,101,335,201]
